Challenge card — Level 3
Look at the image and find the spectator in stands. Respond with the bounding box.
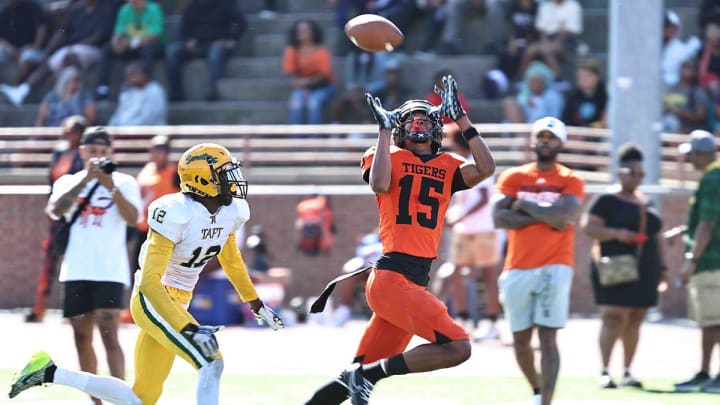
[663,58,712,134]
[504,60,564,124]
[440,0,509,55]
[580,143,667,389]
[427,69,471,138]
[562,60,607,128]
[699,23,720,123]
[36,66,97,127]
[0,0,50,86]
[108,63,167,126]
[520,0,582,81]
[497,0,538,82]
[662,10,701,89]
[95,0,166,101]
[284,19,336,126]
[442,130,502,341]
[674,130,720,394]
[25,114,87,323]
[246,224,271,274]
[329,0,374,56]
[333,50,388,124]
[383,0,446,58]
[374,56,411,109]
[0,0,115,106]
[165,0,246,102]
[121,133,178,323]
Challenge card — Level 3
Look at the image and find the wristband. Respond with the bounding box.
[462,126,479,142]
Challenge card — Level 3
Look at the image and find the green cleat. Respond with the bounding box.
[8,351,54,399]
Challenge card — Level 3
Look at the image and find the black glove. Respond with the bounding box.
[433,75,466,121]
[365,93,397,129]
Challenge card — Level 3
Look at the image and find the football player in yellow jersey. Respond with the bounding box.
[9,143,284,405]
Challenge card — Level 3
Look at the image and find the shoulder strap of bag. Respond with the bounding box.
[67,181,101,226]
[635,192,647,257]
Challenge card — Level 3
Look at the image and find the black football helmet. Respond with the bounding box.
[392,100,443,153]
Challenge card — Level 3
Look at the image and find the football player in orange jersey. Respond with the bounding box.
[492,116,585,405]
[304,76,495,405]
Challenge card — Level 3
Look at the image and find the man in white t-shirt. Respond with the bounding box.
[444,131,502,341]
[44,126,142,405]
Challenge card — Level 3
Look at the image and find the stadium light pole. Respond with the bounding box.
[608,0,663,190]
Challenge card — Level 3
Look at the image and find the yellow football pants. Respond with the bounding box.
[129,285,223,405]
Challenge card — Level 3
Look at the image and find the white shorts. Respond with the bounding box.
[498,264,573,332]
[48,44,101,72]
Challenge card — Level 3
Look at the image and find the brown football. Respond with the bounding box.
[344,14,404,52]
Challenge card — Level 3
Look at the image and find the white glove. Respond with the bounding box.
[253,305,284,331]
[433,75,466,121]
[181,324,223,359]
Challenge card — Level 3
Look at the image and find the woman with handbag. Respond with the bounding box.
[580,143,668,389]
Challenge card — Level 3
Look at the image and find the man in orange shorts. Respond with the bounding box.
[304,75,496,405]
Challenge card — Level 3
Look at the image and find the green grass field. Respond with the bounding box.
[2,370,718,405]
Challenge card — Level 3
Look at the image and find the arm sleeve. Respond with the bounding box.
[113,6,128,35]
[137,230,196,331]
[698,176,720,221]
[146,4,165,37]
[563,173,585,200]
[317,48,333,79]
[495,169,517,198]
[566,2,583,34]
[217,233,259,302]
[283,47,296,74]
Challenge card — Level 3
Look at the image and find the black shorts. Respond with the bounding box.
[62,281,126,318]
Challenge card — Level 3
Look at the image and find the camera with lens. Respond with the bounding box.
[98,157,117,174]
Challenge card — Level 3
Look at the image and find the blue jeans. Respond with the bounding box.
[288,84,336,125]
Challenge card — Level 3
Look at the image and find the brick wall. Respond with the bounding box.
[0,191,693,317]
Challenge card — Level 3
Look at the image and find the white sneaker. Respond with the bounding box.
[1,83,30,106]
[532,393,541,405]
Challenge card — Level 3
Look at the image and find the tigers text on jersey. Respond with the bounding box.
[139,192,249,291]
[361,146,468,259]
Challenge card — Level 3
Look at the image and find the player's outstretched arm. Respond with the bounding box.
[438,75,496,186]
[365,93,395,193]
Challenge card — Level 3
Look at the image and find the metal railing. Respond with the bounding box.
[0,124,700,188]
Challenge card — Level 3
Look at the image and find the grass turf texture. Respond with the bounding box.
[1,371,717,404]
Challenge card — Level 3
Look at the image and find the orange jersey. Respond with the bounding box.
[361,146,468,259]
[136,162,180,232]
[496,162,585,270]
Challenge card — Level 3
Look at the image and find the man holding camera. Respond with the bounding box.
[45,126,142,405]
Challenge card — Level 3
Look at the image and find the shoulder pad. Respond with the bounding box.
[147,193,192,243]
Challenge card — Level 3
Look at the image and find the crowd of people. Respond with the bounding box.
[4,1,720,405]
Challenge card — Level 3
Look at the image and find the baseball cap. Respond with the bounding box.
[80,126,112,146]
[531,116,567,143]
[150,134,171,150]
[678,130,717,155]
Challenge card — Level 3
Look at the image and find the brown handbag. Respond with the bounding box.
[595,195,646,287]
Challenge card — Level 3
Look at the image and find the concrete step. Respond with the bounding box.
[217,77,293,101]
[0,95,506,126]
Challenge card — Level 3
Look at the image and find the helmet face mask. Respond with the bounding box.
[393,100,443,152]
[179,143,248,205]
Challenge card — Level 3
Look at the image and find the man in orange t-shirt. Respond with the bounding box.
[493,116,585,405]
[305,76,495,405]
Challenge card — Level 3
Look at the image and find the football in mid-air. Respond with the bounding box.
[344,14,404,52]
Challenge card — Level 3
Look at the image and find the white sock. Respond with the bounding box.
[54,368,141,405]
[197,359,224,405]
